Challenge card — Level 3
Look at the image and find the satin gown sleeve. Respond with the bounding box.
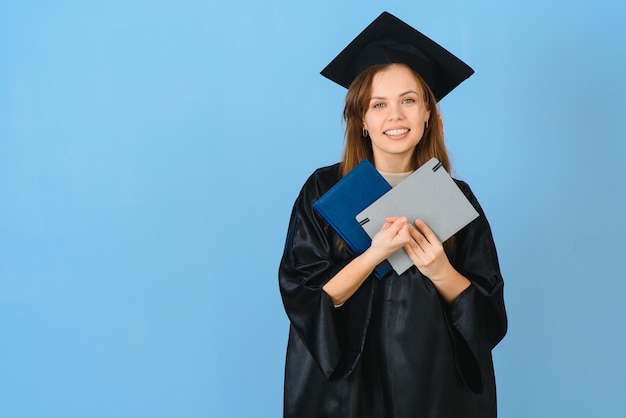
[446,180,508,393]
[278,165,375,380]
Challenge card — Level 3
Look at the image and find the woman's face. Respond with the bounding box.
[362,64,430,172]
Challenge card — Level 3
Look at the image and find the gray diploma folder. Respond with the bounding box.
[355,158,479,275]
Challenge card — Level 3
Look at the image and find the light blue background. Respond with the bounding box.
[1,1,625,417]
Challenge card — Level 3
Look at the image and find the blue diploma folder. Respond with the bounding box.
[312,160,392,279]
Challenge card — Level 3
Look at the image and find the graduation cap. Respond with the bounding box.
[320,12,474,101]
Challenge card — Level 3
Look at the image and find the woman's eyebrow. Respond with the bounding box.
[370,90,420,100]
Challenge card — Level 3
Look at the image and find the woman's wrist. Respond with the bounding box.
[427,264,471,303]
[361,246,387,267]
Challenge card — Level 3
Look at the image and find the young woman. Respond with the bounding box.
[279,12,507,418]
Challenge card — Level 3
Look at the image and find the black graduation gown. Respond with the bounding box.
[279,163,507,418]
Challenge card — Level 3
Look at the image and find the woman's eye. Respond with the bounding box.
[373,103,385,109]
[402,98,416,104]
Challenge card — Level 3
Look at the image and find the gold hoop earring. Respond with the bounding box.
[424,119,429,129]
[362,128,368,137]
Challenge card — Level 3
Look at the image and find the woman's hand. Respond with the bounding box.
[403,219,451,280]
[366,216,412,263]
[404,219,471,303]
[322,216,411,307]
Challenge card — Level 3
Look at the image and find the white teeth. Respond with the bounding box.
[385,129,409,136]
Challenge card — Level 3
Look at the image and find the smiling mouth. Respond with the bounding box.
[384,129,409,136]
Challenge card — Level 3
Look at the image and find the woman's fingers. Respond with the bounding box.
[413,219,440,245]
[373,217,407,244]
[385,218,440,245]
[405,220,442,256]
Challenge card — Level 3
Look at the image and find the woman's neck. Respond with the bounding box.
[373,154,413,173]
[378,170,413,187]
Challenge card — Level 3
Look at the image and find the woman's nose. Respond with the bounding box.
[387,104,404,120]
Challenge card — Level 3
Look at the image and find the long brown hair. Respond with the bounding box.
[340,63,451,177]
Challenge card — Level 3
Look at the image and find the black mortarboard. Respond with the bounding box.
[320,12,474,101]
